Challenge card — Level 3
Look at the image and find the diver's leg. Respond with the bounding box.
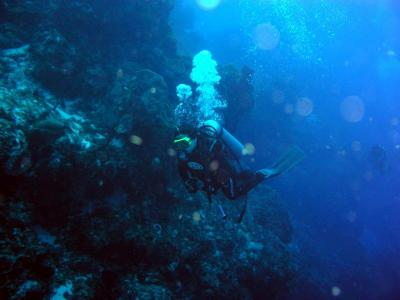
[237,172,265,195]
[222,171,264,200]
[221,177,237,200]
[257,146,305,179]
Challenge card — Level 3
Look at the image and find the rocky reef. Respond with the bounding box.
[0,1,297,299]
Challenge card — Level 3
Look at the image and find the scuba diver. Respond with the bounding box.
[173,120,304,221]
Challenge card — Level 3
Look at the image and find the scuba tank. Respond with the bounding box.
[198,120,245,159]
[198,120,248,223]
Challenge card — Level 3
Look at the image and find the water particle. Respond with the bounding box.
[253,23,280,50]
[150,87,157,94]
[130,135,143,145]
[196,0,221,10]
[116,69,124,78]
[390,117,399,126]
[167,148,176,157]
[351,141,362,152]
[152,157,161,165]
[295,97,314,117]
[346,211,357,222]
[332,286,341,296]
[193,211,201,223]
[284,103,294,114]
[272,90,285,104]
[242,143,256,155]
[209,160,219,171]
[391,130,400,144]
[340,96,365,122]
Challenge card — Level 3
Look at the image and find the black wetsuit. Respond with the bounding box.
[177,132,263,200]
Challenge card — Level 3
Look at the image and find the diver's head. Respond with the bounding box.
[173,133,197,153]
[198,120,222,139]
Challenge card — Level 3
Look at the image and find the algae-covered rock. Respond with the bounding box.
[29,118,66,144]
[250,186,294,244]
[120,69,173,125]
[107,67,175,162]
[0,200,55,299]
[0,1,5,17]
[30,29,83,98]
[0,1,296,299]
[0,118,31,176]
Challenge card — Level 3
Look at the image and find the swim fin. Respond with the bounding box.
[257,146,305,179]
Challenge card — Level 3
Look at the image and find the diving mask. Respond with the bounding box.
[173,134,193,151]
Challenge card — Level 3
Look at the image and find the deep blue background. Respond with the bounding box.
[172,1,400,299]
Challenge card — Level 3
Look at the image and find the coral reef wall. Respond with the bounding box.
[0,1,296,299]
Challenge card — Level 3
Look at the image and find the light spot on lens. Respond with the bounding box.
[130,135,143,145]
[391,130,400,144]
[284,103,294,114]
[391,117,399,126]
[116,69,124,78]
[272,90,285,104]
[253,23,280,50]
[387,50,396,57]
[193,211,201,223]
[295,97,313,117]
[351,141,362,152]
[340,96,365,123]
[167,148,176,157]
[242,143,256,155]
[332,286,341,296]
[346,211,357,222]
[196,0,221,10]
[150,87,157,94]
[209,160,219,171]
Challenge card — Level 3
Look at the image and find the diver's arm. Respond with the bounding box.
[178,160,198,193]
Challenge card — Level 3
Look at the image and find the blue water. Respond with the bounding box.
[172,1,400,299]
